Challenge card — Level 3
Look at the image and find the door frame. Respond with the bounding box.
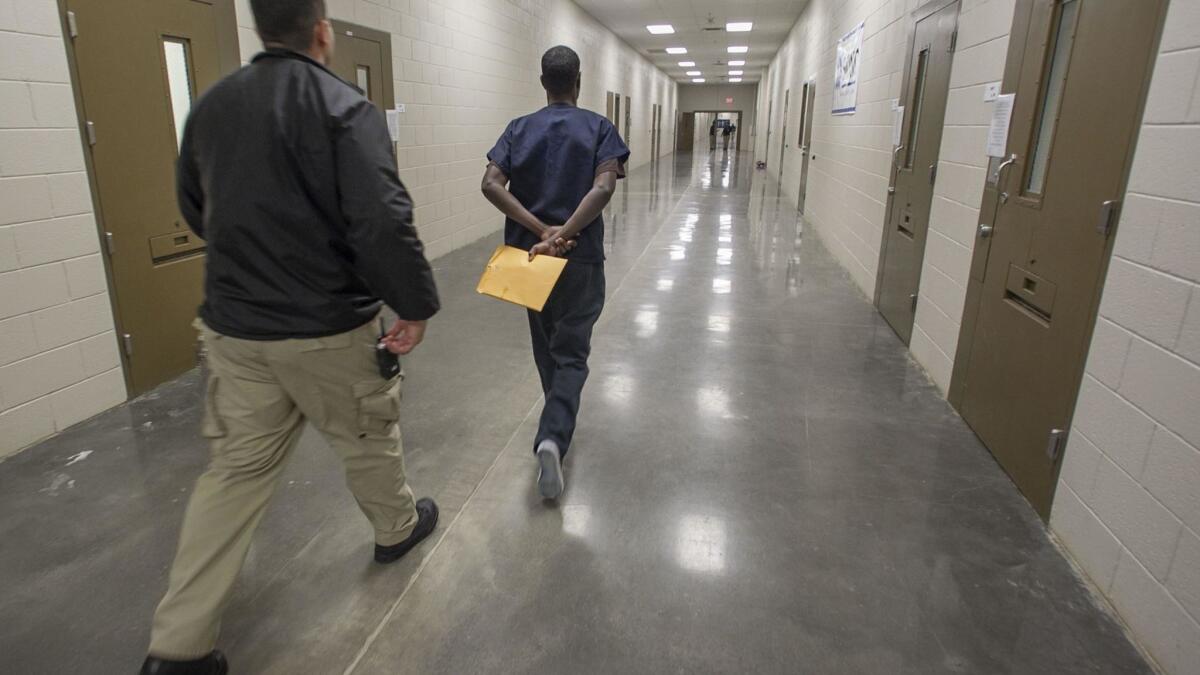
[684,109,744,150]
[329,19,395,107]
[872,0,959,336]
[58,0,241,395]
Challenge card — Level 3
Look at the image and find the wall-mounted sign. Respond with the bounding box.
[725,97,734,104]
[833,21,864,115]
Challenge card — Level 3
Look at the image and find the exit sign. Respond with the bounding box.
[725,97,734,104]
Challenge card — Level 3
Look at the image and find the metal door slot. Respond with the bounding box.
[1003,264,1056,323]
[149,231,206,264]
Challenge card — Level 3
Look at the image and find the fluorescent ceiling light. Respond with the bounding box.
[666,47,688,54]
[728,70,743,76]
[678,61,695,67]
[686,70,701,76]
[726,22,753,32]
[646,24,675,34]
[692,78,706,83]
[728,46,749,53]
[729,78,742,83]
[729,60,745,66]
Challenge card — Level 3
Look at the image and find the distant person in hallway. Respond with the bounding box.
[480,45,629,501]
[141,1,440,673]
[709,119,718,150]
[722,122,733,149]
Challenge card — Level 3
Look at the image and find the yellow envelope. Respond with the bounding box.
[476,244,568,312]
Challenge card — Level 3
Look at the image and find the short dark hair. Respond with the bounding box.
[541,46,580,96]
[250,0,326,52]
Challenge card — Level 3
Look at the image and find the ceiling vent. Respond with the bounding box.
[702,27,724,31]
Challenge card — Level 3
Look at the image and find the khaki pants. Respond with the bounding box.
[149,319,417,659]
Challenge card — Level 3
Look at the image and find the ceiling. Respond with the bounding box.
[572,0,808,85]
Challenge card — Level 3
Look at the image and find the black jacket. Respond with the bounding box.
[178,49,439,340]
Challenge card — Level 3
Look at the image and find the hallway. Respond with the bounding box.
[0,150,1152,674]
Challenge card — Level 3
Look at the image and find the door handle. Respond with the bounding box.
[892,145,905,168]
[978,223,993,238]
[994,154,1018,202]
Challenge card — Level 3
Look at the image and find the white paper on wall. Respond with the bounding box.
[986,94,1015,157]
[892,105,905,147]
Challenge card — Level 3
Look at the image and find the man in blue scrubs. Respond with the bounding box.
[481,45,629,500]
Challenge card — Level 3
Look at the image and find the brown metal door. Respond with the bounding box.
[67,0,238,394]
[676,112,694,151]
[656,104,663,157]
[329,21,388,107]
[876,0,958,345]
[624,95,632,152]
[777,89,789,180]
[953,0,1165,517]
[652,103,662,158]
[797,81,816,214]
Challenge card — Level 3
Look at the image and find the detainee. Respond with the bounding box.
[480,45,630,500]
[141,1,439,673]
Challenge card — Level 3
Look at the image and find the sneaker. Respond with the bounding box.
[536,440,565,500]
[374,498,439,564]
[139,651,228,675]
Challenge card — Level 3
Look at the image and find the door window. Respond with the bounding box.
[162,38,194,151]
[355,64,371,100]
[904,48,930,168]
[1025,0,1080,194]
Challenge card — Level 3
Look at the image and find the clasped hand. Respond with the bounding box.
[530,225,576,260]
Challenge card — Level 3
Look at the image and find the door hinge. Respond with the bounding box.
[948,30,957,53]
[67,11,78,38]
[121,333,134,358]
[104,231,115,256]
[910,293,919,313]
[929,163,938,185]
[1046,428,1067,462]
[85,121,96,146]
[1096,199,1121,237]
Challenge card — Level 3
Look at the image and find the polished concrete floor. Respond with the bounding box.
[0,150,1154,674]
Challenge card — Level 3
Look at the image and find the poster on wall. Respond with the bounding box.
[832,21,864,115]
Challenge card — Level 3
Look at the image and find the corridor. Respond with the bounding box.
[0,150,1153,673]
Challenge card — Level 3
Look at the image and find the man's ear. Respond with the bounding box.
[540,74,548,91]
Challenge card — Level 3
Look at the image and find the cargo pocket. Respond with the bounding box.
[200,376,227,439]
[353,377,403,439]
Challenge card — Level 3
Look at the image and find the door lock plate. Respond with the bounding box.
[1046,428,1066,462]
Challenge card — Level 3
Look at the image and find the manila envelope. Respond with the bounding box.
[476,244,567,312]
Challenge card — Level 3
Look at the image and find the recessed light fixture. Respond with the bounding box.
[678,61,695,67]
[729,60,745,66]
[728,70,743,76]
[666,47,688,54]
[692,78,706,83]
[686,70,701,76]
[726,22,753,32]
[729,78,743,83]
[728,46,749,54]
[646,24,675,34]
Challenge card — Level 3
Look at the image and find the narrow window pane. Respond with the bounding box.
[1026,0,1079,194]
[163,39,193,151]
[904,49,929,168]
[356,65,370,98]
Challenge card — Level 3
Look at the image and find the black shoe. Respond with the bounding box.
[374,498,439,564]
[139,651,227,675]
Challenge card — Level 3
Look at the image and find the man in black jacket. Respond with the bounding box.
[140,2,439,673]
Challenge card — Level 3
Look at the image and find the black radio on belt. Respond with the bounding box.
[376,318,401,379]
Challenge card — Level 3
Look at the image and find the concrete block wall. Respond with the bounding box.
[235,0,679,260]
[0,0,126,459]
[1049,2,1200,672]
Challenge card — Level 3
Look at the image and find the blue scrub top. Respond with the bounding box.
[487,102,630,263]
